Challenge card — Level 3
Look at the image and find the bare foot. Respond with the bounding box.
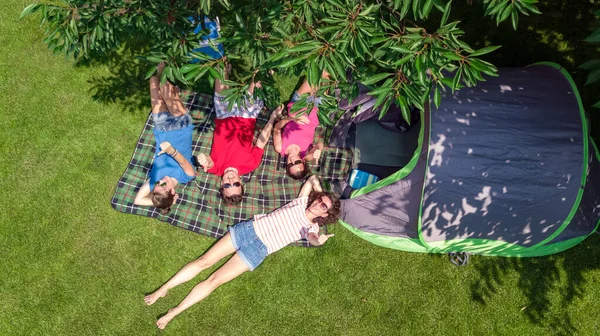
[156,309,176,330]
[157,62,166,76]
[144,288,168,306]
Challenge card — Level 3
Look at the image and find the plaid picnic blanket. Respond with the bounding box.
[111,92,353,245]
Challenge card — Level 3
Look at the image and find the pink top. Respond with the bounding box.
[253,197,320,254]
[280,101,320,155]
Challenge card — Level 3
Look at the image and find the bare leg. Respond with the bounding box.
[144,233,237,306]
[150,65,168,114]
[156,253,250,330]
[214,62,231,94]
[160,79,188,117]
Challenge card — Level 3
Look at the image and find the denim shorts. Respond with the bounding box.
[213,92,264,119]
[228,219,268,271]
[152,111,192,132]
[291,91,322,106]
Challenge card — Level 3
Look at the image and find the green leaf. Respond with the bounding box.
[393,55,413,66]
[20,3,40,19]
[440,0,452,27]
[520,2,542,15]
[434,86,441,108]
[401,0,412,19]
[398,95,410,123]
[144,65,157,80]
[288,42,322,53]
[499,4,513,23]
[389,45,412,53]
[208,66,222,80]
[579,59,600,70]
[362,73,394,85]
[584,30,600,44]
[179,64,199,74]
[368,86,393,96]
[585,68,600,86]
[470,45,501,57]
[511,10,518,30]
[592,101,600,109]
[422,0,434,19]
[442,52,462,61]
[452,68,462,92]
[277,56,306,68]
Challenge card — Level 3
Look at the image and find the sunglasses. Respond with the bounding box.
[286,160,304,169]
[316,196,329,211]
[154,181,167,187]
[223,182,241,189]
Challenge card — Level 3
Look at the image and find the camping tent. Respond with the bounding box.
[336,63,600,257]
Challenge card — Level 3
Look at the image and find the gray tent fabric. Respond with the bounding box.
[338,104,431,238]
[338,64,599,256]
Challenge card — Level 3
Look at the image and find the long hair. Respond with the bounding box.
[307,191,341,226]
[149,190,175,215]
[286,160,310,180]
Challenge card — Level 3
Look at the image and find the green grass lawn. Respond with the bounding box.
[2,0,600,335]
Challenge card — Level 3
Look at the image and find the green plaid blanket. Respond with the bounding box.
[111,92,352,244]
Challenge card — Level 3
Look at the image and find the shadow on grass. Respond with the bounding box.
[470,235,600,335]
[75,37,214,113]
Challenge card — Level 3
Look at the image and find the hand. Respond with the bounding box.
[158,142,176,156]
[294,115,310,125]
[312,142,324,163]
[317,234,335,245]
[270,104,284,120]
[197,153,211,172]
[313,149,322,163]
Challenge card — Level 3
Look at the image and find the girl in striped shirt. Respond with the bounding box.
[144,175,340,329]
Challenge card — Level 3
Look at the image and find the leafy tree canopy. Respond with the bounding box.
[21,0,544,122]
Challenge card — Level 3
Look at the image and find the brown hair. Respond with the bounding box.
[149,190,175,215]
[286,160,310,180]
[307,191,341,226]
[220,185,244,206]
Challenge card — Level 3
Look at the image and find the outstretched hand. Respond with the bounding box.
[270,104,284,120]
[294,115,310,125]
[197,153,212,172]
[317,234,335,245]
[158,142,176,156]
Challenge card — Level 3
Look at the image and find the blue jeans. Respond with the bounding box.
[152,111,192,132]
[228,220,268,271]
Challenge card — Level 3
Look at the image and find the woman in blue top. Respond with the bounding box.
[134,63,196,214]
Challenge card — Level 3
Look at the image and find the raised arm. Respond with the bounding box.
[306,232,335,246]
[159,142,196,177]
[255,105,284,150]
[302,142,324,163]
[273,117,292,153]
[134,180,154,206]
[298,174,323,198]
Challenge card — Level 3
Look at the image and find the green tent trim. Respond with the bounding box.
[342,63,599,256]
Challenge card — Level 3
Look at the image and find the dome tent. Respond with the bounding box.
[337,63,600,257]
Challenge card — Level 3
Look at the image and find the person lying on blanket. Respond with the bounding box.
[196,64,282,205]
[144,174,340,330]
[133,63,196,214]
[272,71,330,180]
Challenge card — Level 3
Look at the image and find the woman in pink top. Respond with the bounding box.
[143,175,340,330]
[273,72,329,179]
